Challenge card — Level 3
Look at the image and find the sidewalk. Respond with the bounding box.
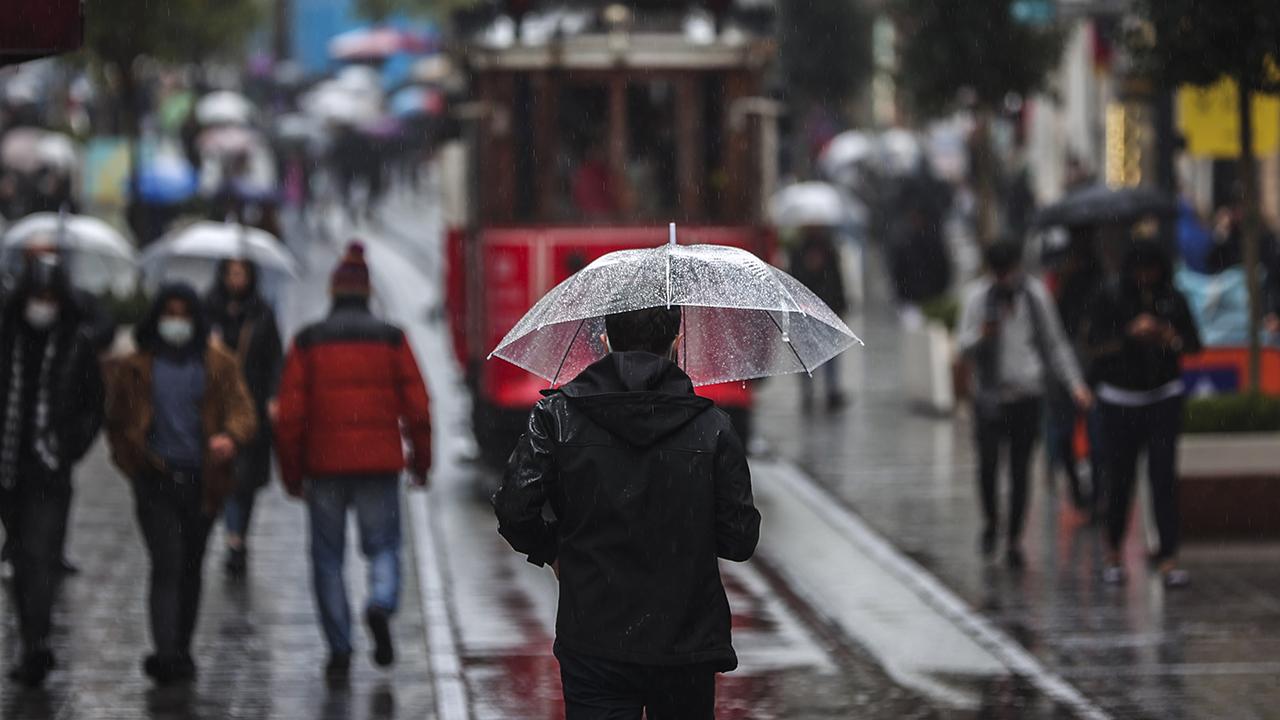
[753,278,1280,720]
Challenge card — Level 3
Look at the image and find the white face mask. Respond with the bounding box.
[24,300,59,330]
[158,317,194,347]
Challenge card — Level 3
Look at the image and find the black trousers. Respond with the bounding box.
[1100,397,1184,560]
[0,468,70,655]
[555,644,716,720]
[974,397,1042,544]
[133,471,215,660]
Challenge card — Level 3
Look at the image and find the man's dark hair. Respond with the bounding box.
[605,306,682,356]
[984,241,1023,276]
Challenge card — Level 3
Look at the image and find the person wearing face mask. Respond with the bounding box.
[958,242,1093,569]
[0,256,104,687]
[1088,241,1202,588]
[205,259,283,579]
[103,283,257,685]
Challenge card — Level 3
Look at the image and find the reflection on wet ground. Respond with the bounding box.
[756,303,1280,720]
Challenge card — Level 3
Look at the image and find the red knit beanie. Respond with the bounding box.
[331,241,371,298]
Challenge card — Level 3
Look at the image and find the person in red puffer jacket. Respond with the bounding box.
[274,241,431,681]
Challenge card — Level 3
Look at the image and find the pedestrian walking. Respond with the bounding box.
[104,283,257,684]
[958,242,1093,568]
[1046,231,1106,514]
[1087,241,1202,588]
[0,256,104,687]
[205,259,284,579]
[788,226,849,410]
[494,305,761,719]
[274,242,432,681]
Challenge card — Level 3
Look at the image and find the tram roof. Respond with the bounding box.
[466,32,773,72]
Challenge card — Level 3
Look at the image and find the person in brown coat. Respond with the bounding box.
[104,283,257,685]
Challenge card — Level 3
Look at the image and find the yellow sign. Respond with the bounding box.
[1179,78,1280,158]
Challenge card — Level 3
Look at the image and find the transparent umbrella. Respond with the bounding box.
[141,221,297,291]
[2,212,138,295]
[491,226,863,387]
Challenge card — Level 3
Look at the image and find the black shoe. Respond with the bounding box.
[143,654,189,685]
[225,547,247,579]
[365,607,395,667]
[325,653,351,682]
[1006,547,1026,570]
[979,528,997,558]
[8,650,54,688]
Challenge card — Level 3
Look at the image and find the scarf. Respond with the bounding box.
[0,333,59,489]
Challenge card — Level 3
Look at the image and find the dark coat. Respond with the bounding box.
[205,262,284,450]
[274,299,432,494]
[1087,245,1203,393]
[494,352,760,671]
[789,233,849,316]
[0,282,104,473]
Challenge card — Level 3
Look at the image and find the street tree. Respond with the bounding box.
[894,0,1062,243]
[1131,0,1280,391]
[84,0,261,138]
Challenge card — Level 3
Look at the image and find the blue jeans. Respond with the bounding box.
[306,475,402,655]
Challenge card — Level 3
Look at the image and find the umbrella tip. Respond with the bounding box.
[668,222,677,246]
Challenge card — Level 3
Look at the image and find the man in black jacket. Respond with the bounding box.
[494,305,760,719]
[0,256,105,686]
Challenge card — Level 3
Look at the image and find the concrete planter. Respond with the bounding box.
[1179,432,1280,537]
[902,322,955,415]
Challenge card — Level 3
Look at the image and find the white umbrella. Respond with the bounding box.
[2,212,138,294]
[34,132,78,172]
[196,91,255,126]
[769,182,865,229]
[879,128,923,176]
[143,221,298,280]
[1,127,46,174]
[197,125,263,158]
[302,82,381,126]
[329,27,408,61]
[491,227,862,387]
[818,130,876,188]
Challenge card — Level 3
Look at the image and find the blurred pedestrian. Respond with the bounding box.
[494,306,761,719]
[104,283,257,684]
[788,226,849,410]
[205,259,284,579]
[274,242,432,682]
[958,242,1092,568]
[1046,230,1106,515]
[1088,241,1202,588]
[0,256,103,687]
[888,205,952,312]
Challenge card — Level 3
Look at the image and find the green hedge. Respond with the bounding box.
[919,295,959,332]
[1183,394,1280,434]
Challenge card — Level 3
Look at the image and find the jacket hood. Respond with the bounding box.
[554,351,713,448]
[135,282,210,355]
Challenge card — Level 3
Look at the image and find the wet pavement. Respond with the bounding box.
[754,258,1280,720]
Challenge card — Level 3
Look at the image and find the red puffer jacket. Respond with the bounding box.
[275,302,431,494]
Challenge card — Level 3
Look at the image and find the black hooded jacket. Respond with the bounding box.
[494,352,760,671]
[1087,244,1203,393]
[0,263,104,472]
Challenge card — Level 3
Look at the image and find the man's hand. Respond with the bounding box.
[208,433,236,464]
[1072,384,1095,411]
[1127,313,1162,341]
[267,398,280,424]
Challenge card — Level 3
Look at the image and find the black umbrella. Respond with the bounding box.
[1034,184,1175,228]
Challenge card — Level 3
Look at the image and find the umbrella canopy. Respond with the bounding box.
[2,212,139,294]
[879,129,923,176]
[195,91,254,126]
[302,82,382,126]
[491,232,862,387]
[389,85,445,118]
[1,127,46,174]
[34,132,78,173]
[769,182,865,229]
[142,221,298,279]
[133,153,198,205]
[197,125,263,158]
[818,130,876,187]
[328,27,433,61]
[274,112,330,152]
[1034,184,1175,228]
